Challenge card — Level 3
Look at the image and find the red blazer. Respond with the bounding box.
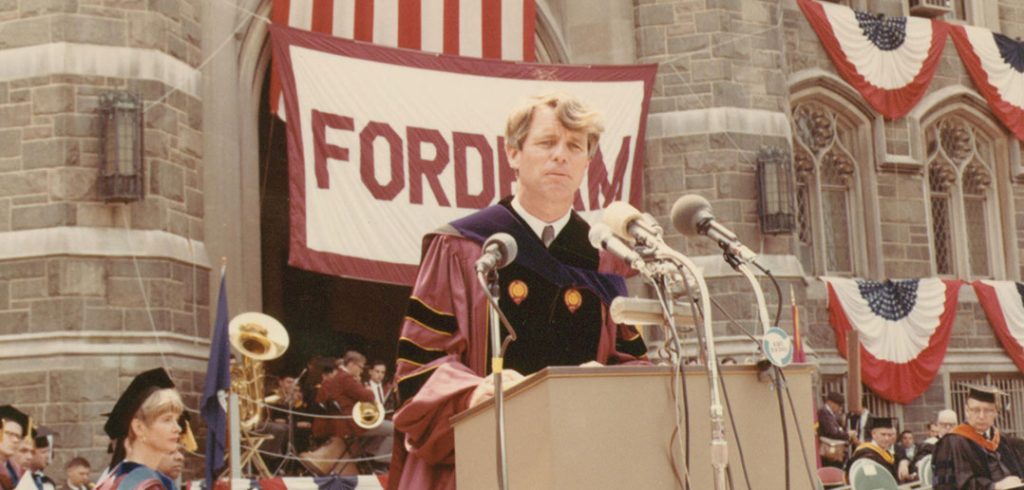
[313,372,375,438]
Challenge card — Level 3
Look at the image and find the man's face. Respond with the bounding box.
[157,449,185,480]
[826,400,842,413]
[67,465,91,486]
[0,421,23,457]
[344,361,365,379]
[14,440,33,468]
[369,364,386,383]
[872,428,897,450]
[965,399,998,433]
[900,432,914,448]
[507,105,590,208]
[927,423,939,438]
[936,420,955,437]
[31,446,48,470]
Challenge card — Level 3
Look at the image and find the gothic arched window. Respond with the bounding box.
[925,116,998,278]
[792,101,865,276]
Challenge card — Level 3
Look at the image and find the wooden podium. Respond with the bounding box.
[451,364,818,490]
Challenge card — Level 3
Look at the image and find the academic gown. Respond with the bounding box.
[94,462,175,490]
[932,425,1024,490]
[847,442,899,481]
[386,200,648,490]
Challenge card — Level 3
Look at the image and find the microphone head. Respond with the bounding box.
[601,201,644,242]
[671,194,713,237]
[482,232,518,269]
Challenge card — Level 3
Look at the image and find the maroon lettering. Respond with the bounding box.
[407,127,451,206]
[587,136,632,210]
[360,122,404,200]
[453,132,494,209]
[496,136,517,199]
[312,110,354,189]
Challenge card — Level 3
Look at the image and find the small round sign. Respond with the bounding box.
[763,326,794,368]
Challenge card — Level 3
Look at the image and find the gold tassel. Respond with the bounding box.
[181,421,198,452]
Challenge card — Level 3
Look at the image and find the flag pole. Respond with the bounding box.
[229,393,242,482]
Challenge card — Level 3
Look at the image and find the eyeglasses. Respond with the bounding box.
[2,431,21,441]
[966,407,998,415]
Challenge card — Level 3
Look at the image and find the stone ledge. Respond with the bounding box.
[0,42,201,98]
[0,226,210,268]
[0,331,210,360]
[646,107,792,140]
[689,253,806,279]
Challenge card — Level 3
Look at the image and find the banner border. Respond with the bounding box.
[270,24,657,285]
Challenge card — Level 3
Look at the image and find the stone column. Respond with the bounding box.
[635,0,796,337]
[0,0,209,477]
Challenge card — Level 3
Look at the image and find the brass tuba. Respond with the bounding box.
[229,312,290,432]
[352,401,385,430]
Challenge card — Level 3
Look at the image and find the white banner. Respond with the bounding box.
[271,25,656,285]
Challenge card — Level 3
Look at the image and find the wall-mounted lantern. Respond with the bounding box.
[757,145,796,235]
[98,91,144,202]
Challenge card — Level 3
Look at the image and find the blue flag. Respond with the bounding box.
[201,272,230,488]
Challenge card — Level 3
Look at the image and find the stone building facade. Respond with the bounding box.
[0,0,209,477]
[0,0,1022,483]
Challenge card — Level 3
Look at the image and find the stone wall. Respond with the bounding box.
[0,0,208,482]
[779,0,1024,437]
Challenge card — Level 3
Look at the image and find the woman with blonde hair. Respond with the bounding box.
[96,368,182,490]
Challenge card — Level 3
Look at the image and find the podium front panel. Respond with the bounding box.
[452,364,818,490]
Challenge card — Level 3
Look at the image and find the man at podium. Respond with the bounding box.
[387,93,648,490]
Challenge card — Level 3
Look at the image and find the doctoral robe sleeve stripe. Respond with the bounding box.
[617,335,647,357]
[398,338,446,366]
[397,366,439,406]
[406,297,457,336]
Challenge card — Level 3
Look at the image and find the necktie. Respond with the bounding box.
[541,225,555,247]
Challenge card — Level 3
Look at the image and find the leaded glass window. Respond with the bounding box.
[925,116,995,278]
[792,102,859,276]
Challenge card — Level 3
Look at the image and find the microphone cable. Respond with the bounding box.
[760,265,817,489]
[690,298,754,490]
[654,275,693,490]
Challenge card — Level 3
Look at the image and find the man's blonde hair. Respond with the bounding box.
[505,93,604,158]
[129,388,183,441]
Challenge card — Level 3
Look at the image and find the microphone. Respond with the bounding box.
[671,195,758,264]
[588,223,648,274]
[601,201,663,247]
[475,233,518,273]
[609,297,695,328]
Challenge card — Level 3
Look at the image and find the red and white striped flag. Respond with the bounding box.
[270,0,536,115]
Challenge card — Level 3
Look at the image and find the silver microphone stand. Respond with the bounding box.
[477,268,518,490]
[620,218,728,490]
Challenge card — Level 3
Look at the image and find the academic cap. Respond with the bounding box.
[0,405,30,437]
[966,384,1004,404]
[102,368,175,440]
[867,416,896,432]
[32,426,55,448]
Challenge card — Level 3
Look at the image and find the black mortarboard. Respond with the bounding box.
[0,406,30,437]
[967,384,1003,404]
[867,416,896,432]
[32,426,54,448]
[102,368,175,440]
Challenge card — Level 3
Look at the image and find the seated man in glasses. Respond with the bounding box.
[933,386,1024,490]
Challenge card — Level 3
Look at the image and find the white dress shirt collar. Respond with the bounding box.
[511,196,571,246]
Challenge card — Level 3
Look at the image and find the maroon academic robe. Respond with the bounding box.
[312,372,376,439]
[387,229,647,490]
